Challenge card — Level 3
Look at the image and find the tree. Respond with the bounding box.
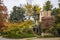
[52,4,60,24]
[0,12,7,32]
[43,1,53,11]
[51,3,60,36]
[9,6,25,22]
[32,5,41,34]
[55,7,60,36]
[51,8,58,15]
[32,5,41,22]
[25,3,32,19]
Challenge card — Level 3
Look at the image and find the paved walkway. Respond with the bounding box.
[0,37,60,40]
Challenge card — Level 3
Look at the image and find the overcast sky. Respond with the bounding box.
[3,0,59,14]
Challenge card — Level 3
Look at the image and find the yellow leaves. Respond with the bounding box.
[58,14,60,17]
[25,4,32,15]
[25,4,41,15]
[33,6,41,14]
[37,9,40,13]
[25,4,32,9]
[4,22,18,28]
[19,20,34,27]
[56,23,60,28]
[36,8,41,14]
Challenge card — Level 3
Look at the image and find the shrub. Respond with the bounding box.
[2,26,35,38]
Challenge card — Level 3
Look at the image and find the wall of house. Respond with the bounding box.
[39,10,52,22]
[39,10,54,31]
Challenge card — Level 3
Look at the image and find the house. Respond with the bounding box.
[40,10,54,31]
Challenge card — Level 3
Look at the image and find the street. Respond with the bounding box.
[0,37,60,40]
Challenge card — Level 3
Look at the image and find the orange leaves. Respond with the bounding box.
[4,20,34,29]
[4,23,18,28]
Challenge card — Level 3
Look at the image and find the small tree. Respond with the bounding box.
[32,5,41,34]
[32,5,41,24]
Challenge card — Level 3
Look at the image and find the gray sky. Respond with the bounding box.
[3,0,59,14]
